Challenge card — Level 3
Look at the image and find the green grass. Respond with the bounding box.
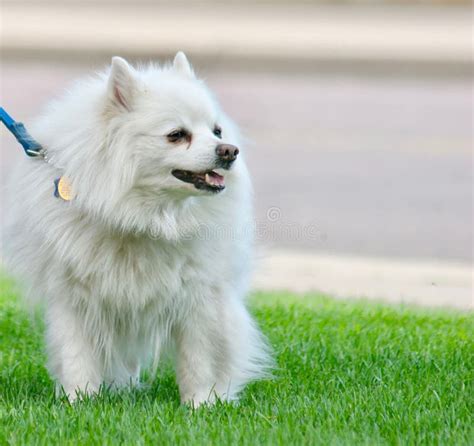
[0,274,472,446]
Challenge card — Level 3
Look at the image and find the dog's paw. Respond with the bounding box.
[56,382,99,404]
[181,390,218,408]
[181,388,238,409]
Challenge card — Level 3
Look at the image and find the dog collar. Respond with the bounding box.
[0,106,74,201]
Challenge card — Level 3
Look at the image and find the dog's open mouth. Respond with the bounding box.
[172,169,225,193]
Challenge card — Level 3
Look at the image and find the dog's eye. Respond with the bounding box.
[167,129,189,143]
[213,125,222,139]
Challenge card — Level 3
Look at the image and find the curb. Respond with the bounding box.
[252,250,473,310]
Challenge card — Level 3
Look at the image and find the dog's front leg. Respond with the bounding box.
[45,299,102,401]
[174,293,271,407]
[173,304,228,407]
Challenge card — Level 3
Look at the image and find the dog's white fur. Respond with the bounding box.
[4,53,271,405]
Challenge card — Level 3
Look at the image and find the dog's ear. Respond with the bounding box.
[107,57,137,112]
[173,51,194,78]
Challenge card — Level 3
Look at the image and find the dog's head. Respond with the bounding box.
[42,53,249,239]
[104,53,241,198]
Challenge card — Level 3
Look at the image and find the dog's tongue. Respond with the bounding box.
[205,171,225,187]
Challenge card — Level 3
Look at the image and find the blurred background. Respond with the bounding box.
[0,0,472,307]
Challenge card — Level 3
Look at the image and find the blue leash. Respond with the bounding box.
[0,107,43,156]
[1,106,74,200]
[1,107,75,200]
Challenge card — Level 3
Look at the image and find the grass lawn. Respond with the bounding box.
[0,274,472,445]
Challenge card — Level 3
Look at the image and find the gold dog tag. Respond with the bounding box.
[54,176,75,201]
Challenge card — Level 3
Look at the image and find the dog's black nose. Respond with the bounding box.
[216,144,239,163]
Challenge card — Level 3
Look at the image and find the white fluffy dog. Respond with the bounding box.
[4,52,271,405]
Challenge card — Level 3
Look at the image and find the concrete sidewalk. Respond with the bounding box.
[253,250,472,310]
[1,4,471,75]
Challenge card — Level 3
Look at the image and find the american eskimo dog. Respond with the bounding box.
[4,52,271,405]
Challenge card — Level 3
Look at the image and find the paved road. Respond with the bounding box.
[1,60,472,263]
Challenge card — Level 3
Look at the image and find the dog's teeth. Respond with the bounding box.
[205,173,211,184]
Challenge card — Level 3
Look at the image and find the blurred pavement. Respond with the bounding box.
[1,3,472,76]
[0,3,472,309]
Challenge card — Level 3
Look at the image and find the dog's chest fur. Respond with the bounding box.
[62,227,233,311]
